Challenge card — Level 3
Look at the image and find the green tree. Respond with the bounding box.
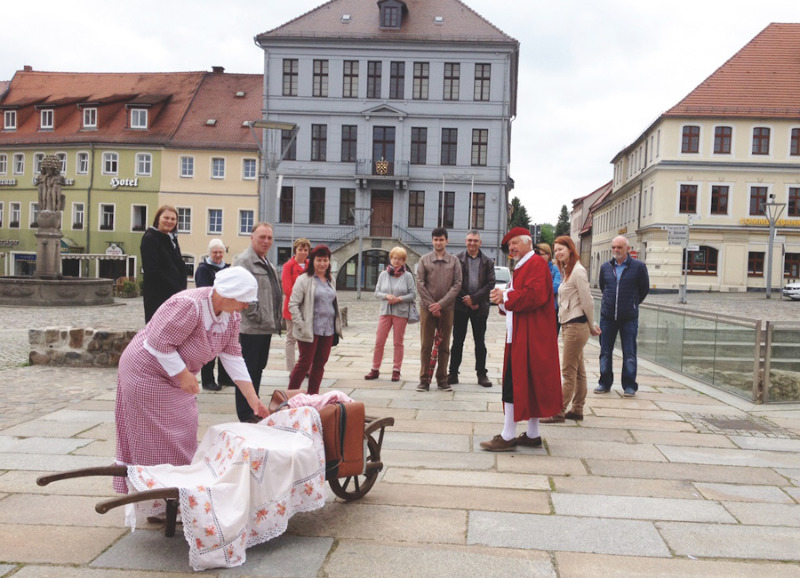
[508,196,531,229]
[540,223,555,247]
[554,204,570,238]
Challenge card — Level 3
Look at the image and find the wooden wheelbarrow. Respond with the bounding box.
[36,413,394,537]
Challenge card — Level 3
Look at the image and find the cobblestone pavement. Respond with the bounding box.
[1,292,800,576]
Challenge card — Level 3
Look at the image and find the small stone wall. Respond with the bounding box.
[29,327,136,367]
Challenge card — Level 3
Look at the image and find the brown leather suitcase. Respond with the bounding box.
[268,390,366,480]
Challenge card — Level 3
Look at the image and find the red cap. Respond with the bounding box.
[501,227,532,253]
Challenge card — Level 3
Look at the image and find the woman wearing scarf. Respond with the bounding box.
[364,246,417,382]
[114,266,269,494]
[194,238,232,390]
[140,205,187,322]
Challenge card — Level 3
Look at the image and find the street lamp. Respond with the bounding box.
[246,120,299,226]
[763,194,786,299]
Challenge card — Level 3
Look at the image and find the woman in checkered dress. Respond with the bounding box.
[113,267,269,493]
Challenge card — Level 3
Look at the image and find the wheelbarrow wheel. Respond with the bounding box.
[328,434,381,501]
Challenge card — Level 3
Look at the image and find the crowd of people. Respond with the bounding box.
[118,216,650,488]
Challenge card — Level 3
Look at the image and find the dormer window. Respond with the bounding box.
[83,107,97,129]
[3,110,16,130]
[130,108,148,129]
[40,109,54,130]
[379,0,405,29]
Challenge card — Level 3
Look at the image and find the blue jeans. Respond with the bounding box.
[598,317,639,391]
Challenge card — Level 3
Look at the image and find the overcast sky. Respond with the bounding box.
[2,0,797,224]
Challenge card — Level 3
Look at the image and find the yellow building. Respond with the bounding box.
[592,23,800,293]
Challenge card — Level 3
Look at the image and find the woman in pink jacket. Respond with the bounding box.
[281,238,310,372]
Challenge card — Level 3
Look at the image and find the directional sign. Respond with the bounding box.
[686,244,700,252]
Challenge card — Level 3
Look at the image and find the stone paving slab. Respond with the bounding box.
[325,541,556,578]
[0,523,125,564]
[0,453,112,472]
[722,501,800,526]
[468,511,670,557]
[587,459,790,485]
[551,493,735,523]
[0,435,92,454]
[12,567,198,578]
[381,449,495,470]
[730,436,800,452]
[384,467,550,490]
[578,417,696,432]
[388,418,473,435]
[590,407,684,421]
[553,476,699,499]
[657,444,800,468]
[0,420,102,438]
[694,482,796,503]
[658,521,800,561]
[357,482,551,514]
[0,470,115,497]
[92,528,333,576]
[38,409,115,423]
[0,566,16,577]
[496,454,589,477]
[381,431,470,452]
[547,439,668,462]
[289,502,466,544]
[631,430,736,448]
[0,494,124,527]
[516,423,634,443]
[554,552,800,577]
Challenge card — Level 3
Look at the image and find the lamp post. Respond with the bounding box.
[247,120,299,224]
[763,194,786,299]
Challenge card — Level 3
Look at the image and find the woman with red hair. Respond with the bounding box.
[542,236,601,423]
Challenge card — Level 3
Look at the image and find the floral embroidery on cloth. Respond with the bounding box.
[127,407,326,571]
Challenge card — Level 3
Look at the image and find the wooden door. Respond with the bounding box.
[370,190,393,237]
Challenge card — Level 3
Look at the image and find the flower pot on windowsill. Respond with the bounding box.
[9,222,19,228]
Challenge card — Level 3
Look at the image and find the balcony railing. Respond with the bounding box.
[355,159,410,178]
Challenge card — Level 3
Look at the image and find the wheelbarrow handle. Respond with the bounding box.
[36,465,128,486]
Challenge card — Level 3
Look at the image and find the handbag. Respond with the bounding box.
[408,302,420,324]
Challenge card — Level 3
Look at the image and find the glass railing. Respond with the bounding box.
[592,300,799,403]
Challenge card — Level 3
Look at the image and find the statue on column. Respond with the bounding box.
[34,155,66,278]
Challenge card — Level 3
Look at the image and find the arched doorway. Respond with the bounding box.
[336,249,389,291]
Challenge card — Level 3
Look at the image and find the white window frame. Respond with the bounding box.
[10,202,21,228]
[99,203,115,231]
[131,204,148,232]
[239,209,254,235]
[211,157,225,179]
[177,207,192,233]
[33,153,45,175]
[83,107,97,129]
[207,208,223,234]
[56,152,67,175]
[0,201,4,228]
[30,202,40,227]
[102,151,119,175]
[242,158,257,180]
[72,202,84,230]
[3,110,16,130]
[76,152,89,174]
[40,109,54,130]
[135,152,152,176]
[130,108,148,129]
[0,154,7,175]
[180,156,194,178]
[13,153,23,174]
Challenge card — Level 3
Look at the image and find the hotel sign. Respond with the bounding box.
[0,179,16,186]
[110,177,139,189]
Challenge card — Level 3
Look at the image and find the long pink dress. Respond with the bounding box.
[114,287,243,493]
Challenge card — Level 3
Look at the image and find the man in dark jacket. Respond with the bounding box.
[595,235,650,397]
[448,230,496,387]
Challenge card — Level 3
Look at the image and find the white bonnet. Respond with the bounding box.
[213,266,258,302]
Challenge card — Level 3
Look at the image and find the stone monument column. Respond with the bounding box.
[34,155,66,279]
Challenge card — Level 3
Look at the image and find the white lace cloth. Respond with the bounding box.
[126,407,326,571]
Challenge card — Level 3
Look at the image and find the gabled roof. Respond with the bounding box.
[169,72,262,151]
[0,69,206,145]
[256,0,517,45]
[665,23,800,119]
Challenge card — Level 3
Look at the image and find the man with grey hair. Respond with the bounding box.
[594,235,650,397]
[448,230,495,387]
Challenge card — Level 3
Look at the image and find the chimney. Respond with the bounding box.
[23,65,33,72]
[211,66,225,74]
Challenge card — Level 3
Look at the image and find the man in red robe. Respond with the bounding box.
[481,227,562,451]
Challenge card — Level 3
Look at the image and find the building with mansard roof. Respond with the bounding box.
[590,23,800,293]
[253,0,518,288]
